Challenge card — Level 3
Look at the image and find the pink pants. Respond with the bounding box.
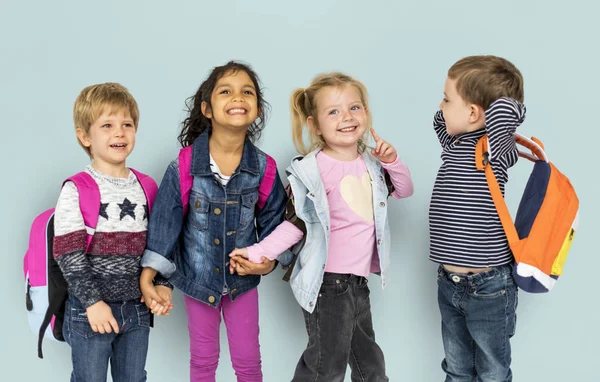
[184,288,262,382]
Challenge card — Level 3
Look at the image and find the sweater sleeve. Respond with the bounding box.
[52,182,102,308]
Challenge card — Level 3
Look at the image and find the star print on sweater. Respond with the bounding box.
[99,203,109,220]
[118,198,137,220]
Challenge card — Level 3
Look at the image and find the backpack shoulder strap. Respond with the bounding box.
[65,172,100,252]
[129,168,158,212]
[475,135,519,246]
[257,154,277,210]
[38,172,99,358]
[179,146,194,216]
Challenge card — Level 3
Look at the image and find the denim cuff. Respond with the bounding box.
[141,249,176,278]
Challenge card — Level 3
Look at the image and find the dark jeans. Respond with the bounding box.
[63,295,150,382]
[292,273,388,382]
[437,264,518,382]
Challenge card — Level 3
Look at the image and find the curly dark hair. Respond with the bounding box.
[178,61,270,147]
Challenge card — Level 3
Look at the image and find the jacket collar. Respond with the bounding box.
[190,129,259,176]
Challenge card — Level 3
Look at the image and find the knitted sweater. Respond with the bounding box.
[53,166,149,308]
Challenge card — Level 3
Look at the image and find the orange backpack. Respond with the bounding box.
[476,133,579,293]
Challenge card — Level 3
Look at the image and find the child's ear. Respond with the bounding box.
[468,104,485,126]
[201,101,212,119]
[76,128,91,147]
[307,116,321,136]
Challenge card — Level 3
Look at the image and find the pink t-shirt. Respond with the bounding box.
[317,152,376,277]
[243,152,414,275]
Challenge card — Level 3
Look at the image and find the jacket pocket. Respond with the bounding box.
[239,191,258,227]
[189,193,209,231]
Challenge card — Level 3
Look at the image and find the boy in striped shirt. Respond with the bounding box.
[429,55,526,381]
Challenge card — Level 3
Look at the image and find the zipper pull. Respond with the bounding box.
[26,281,33,311]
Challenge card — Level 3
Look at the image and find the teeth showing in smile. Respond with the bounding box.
[339,126,357,132]
[111,144,126,148]
[228,108,247,115]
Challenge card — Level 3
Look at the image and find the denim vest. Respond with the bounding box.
[141,130,287,307]
[286,150,392,313]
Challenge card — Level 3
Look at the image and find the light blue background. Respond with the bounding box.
[2,1,598,380]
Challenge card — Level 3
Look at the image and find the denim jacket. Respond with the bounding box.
[141,130,289,307]
[286,149,398,313]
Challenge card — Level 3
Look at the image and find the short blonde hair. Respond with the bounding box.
[290,72,372,155]
[73,83,139,157]
[448,55,524,109]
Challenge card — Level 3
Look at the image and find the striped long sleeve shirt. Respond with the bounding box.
[428,97,526,268]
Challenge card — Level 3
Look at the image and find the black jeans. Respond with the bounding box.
[292,273,388,382]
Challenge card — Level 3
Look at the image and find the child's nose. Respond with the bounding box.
[341,109,353,121]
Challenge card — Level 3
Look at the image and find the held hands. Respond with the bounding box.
[229,248,275,276]
[140,282,174,316]
[370,128,397,164]
[140,267,173,316]
[86,301,119,334]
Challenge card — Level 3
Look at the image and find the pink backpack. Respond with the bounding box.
[177,146,277,214]
[24,169,157,358]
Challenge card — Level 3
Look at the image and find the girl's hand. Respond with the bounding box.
[140,282,171,316]
[229,248,251,273]
[155,286,174,314]
[230,256,275,276]
[371,128,397,163]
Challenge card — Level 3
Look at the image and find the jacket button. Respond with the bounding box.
[195,200,200,209]
[380,202,385,207]
[231,288,237,294]
[208,296,216,303]
[214,208,221,215]
[214,267,220,273]
[214,238,220,245]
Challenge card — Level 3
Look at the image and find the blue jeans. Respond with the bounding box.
[63,295,150,382]
[437,264,518,382]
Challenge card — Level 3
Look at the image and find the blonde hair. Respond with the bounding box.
[448,55,524,110]
[290,72,372,155]
[73,83,139,157]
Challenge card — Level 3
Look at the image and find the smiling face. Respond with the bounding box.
[308,85,369,155]
[201,70,260,134]
[76,107,136,176]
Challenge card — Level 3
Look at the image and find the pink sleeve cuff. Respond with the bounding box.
[246,221,304,263]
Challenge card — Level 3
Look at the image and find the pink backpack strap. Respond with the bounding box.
[179,146,194,215]
[129,168,158,212]
[65,172,100,252]
[177,147,275,213]
[257,154,277,210]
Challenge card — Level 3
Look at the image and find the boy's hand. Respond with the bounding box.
[229,248,249,273]
[371,128,398,163]
[140,282,171,316]
[86,301,119,334]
